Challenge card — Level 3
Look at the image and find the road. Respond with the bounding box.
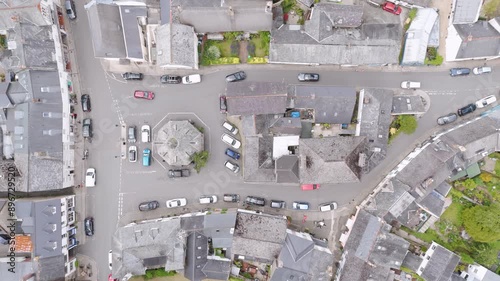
[70,2,500,280]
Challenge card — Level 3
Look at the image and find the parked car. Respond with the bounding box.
[141,125,150,143]
[224,160,240,173]
[82,118,92,138]
[138,201,160,211]
[292,201,310,210]
[134,90,155,100]
[85,168,96,187]
[128,146,137,162]
[270,200,286,209]
[382,2,402,15]
[298,73,320,82]
[122,72,143,80]
[475,95,497,108]
[223,194,240,202]
[245,196,266,206]
[222,121,239,135]
[142,148,151,166]
[199,195,218,204]
[160,75,182,84]
[437,113,458,125]
[168,169,190,178]
[166,198,187,208]
[221,133,241,149]
[65,0,76,20]
[182,74,201,84]
[220,96,227,113]
[450,68,471,77]
[128,126,136,143]
[472,66,492,75]
[457,103,477,116]
[84,217,94,236]
[301,184,320,191]
[319,202,338,212]
[108,250,113,270]
[108,274,117,281]
[225,148,240,160]
[400,81,421,89]
[81,94,91,112]
[225,71,246,82]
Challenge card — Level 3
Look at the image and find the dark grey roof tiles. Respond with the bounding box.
[226,81,287,116]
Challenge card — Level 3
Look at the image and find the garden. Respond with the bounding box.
[388,115,418,143]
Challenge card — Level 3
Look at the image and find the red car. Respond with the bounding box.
[134,90,155,100]
[108,274,117,281]
[382,2,402,15]
[301,184,320,191]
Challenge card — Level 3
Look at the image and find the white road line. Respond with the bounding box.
[125,170,157,175]
[427,92,457,96]
[117,193,123,220]
[128,112,154,117]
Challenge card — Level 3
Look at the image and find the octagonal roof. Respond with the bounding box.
[155,120,204,166]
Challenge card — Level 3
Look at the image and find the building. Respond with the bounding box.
[462,264,500,281]
[226,82,288,116]
[401,8,439,66]
[415,242,461,281]
[154,120,204,166]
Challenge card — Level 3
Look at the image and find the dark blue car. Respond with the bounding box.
[225,148,240,160]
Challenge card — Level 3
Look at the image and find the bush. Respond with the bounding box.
[247,57,267,64]
[206,45,221,60]
[224,31,243,40]
[191,151,209,173]
[480,172,493,183]
[408,8,418,20]
[425,55,444,66]
[427,47,437,60]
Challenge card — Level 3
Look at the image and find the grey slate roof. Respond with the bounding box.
[0,259,34,281]
[304,4,363,42]
[269,117,302,135]
[288,85,356,124]
[243,136,276,182]
[201,258,231,280]
[86,2,127,58]
[35,255,65,281]
[0,0,48,30]
[155,120,204,166]
[420,242,461,281]
[226,81,287,116]
[275,155,299,183]
[203,213,237,248]
[417,190,446,217]
[185,231,208,281]
[402,252,424,272]
[364,178,412,218]
[156,24,198,69]
[392,95,426,114]
[171,0,273,33]
[299,137,366,184]
[401,8,439,65]
[452,0,482,24]
[119,5,147,60]
[453,22,500,59]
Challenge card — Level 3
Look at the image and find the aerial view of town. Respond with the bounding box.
[1,0,500,281]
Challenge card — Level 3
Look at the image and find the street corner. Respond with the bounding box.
[75,254,99,281]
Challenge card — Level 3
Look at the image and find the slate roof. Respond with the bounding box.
[119,5,147,60]
[466,264,500,281]
[299,137,366,184]
[275,155,299,183]
[170,0,273,33]
[304,4,363,42]
[392,95,426,114]
[0,0,48,30]
[243,136,276,182]
[417,190,446,217]
[269,117,302,135]
[226,81,287,116]
[201,258,231,280]
[288,85,356,124]
[155,24,198,69]
[452,0,482,24]
[419,242,461,281]
[35,255,65,281]
[155,120,204,166]
[203,213,237,248]
[401,8,439,65]
[402,252,424,272]
[364,178,413,218]
[453,22,500,59]
[185,231,209,281]
[86,2,127,58]
[232,212,287,262]
[0,259,34,281]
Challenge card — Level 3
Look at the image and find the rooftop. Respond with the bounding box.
[243,135,276,182]
[452,0,482,24]
[419,242,461,281]
[453,21,500,59]
[226,81,288,116]
[155,24,198,69]
[0,0,48,30]
[275,155,300,183]
[155,120,204,166]
[119,5,147,60]
[401,8,439,65]
[392,95,426,114]
[304,4,364,42]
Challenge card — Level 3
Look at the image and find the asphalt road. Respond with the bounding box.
[70,2,500,280]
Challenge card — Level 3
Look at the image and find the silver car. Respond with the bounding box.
[292,201,309,210]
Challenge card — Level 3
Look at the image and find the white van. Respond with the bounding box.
[319,202,338,212]
[199,195,217,204]
[400,81,421,89]
[141,125,150,143]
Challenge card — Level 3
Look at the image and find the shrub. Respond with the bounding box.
[408,8,418,20]
[480,172,493,183]
[247,57,267,64]
[191,151,209,173]
[206,45,221,60]
[397,115,418,134]
[224,31,243,40]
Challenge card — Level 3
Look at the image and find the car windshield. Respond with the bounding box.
[86,172,93,176]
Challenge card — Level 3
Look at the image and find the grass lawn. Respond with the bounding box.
[440,201,463,227]
[213,40,234,57]
[495,160,500,176]
[250,37,267,57]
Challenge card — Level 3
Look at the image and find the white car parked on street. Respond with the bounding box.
[182,74,201,84]
[85,168,96,187]
[141,125,150,143]
[400,81,421,89]
[475,95,497,108]
[221,133,241,149]
[166,198,187,208]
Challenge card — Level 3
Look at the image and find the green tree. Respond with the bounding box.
[205,45,221,60]
[479,172,493,183]
[483,0,500,19]
[463,178,477,190]
[462,204,500,242]
[397,115,418,134]
[191,151,209,173]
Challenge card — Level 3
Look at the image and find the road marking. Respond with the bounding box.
[117,193,123,220]
[124,170,157,175]
[128,112,154,117]
[427,92,457,96]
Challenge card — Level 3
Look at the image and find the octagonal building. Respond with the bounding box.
[155,120,204,166]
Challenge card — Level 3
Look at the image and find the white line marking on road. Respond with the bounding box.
[117,193,123,220]
[128,112,154,117]
[427,92,457,96]
[125,170,157,175]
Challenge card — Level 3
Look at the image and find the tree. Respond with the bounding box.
[205,45,221,60]
[479,172,493,183]
[462,204,500,243]
[463,178,477,190]
[191,151,209,173]
[397,115,418,134]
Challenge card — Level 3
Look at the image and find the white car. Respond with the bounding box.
[400,81,421,89]
[141,125,150,143]
[128,146,137,163]
[221,133,241,149]
[475,95,497,108]
[472,66,492,75]
[182,74,201,84]
[166,198,187,208]
[222,121,239,135]
[108,250,112,270]
[224,160,240,173]
[319,202,338,212]
[85,168,96,187]
[199,195,218,204]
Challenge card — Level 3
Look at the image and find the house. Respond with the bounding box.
[401,8,439,66]
[269,4,402,65]
[0,0,52,30]
[270,229,333,281]
[463,264,500,281]
[155,24,198,69]
[452,0,483,24]
[226,82,288,116]
[415,242,461,281]
[0,196,78,280]
[299,137,367,184]
[337,209,410,281]
[392,95,426,115]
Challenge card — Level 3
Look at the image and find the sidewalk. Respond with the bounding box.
[76,254,99,281]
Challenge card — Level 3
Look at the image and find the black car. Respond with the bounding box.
[245,196,266,206]
[457,103,476,116]
[220,96,227,113]
[437,113,458,125]
[225,148,240,160]
[450,68,471,77]
[160,75,182,84]
[298,73,320,82]
[139,201,160,211]
[81,94,91,112]
[84,217,94,236]
[225,71,246,82]
[122,72,143,80]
